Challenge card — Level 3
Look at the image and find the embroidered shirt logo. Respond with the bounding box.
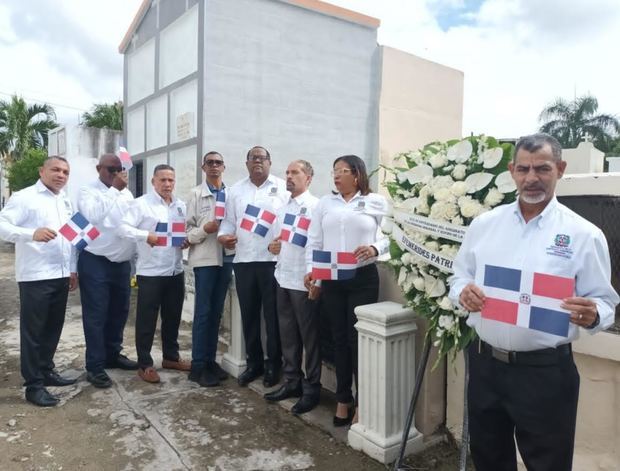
[554,234,570,247]
[546,233,573,259]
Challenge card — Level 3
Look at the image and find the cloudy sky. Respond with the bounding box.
[0,0,618,139]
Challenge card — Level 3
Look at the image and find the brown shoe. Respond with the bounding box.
[162,358,191,371]
[138,367,160,383]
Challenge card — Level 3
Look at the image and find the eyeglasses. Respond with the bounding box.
[248,156,270,163]
[105,166,123,173]
[331,168,353,177]
[204,160,224,167]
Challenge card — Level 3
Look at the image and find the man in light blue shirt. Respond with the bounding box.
[450,133,619,471]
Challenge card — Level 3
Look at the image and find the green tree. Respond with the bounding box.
[81,101,123,130]
[539,95,620,153]
[7,148,47,192]
[0,95,57,162]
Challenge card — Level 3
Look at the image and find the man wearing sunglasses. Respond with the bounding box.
[77,153,138,389]
[186,151,233,387]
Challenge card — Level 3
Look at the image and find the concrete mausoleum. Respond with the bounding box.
[118,0,466,464]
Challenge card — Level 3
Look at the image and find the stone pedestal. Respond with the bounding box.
[348,301,424,464]
[221,279,246,377]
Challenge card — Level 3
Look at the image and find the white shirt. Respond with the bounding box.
[119,191,186,276]
[218,174,289,263]
[274,191,319,291]
[449,197,619,351]
[0,180,76,282]
[306,192,389,275]
[78,179,136,262]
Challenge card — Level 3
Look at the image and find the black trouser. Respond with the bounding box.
[233,262,280,371]
[135,273,185,368]
[468,342,579,471]
[321,264,379,404]
[18,278,70,390]
[277,286,321,395]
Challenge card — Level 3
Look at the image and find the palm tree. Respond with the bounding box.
[81,101,123,131]
[539,95,620,153]
[0,95,57,162]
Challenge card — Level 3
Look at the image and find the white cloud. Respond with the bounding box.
[0,0,618,141]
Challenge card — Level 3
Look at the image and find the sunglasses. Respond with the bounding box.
[105,166,123,173]
[204,160,224,167]
[248,156,270,163]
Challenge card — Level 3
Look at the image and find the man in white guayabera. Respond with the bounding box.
[449,133,619,471]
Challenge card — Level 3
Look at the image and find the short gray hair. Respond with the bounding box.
[294,159,314,177]
[514,133,562,162]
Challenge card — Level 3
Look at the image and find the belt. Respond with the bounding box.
[479,340,572,366]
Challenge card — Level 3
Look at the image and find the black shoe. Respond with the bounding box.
[43,370,76,387]
[262,367,280,388]
[25,388,59,407]
[208,361,229,381]
[264,383,302,402]
[188,368,202,383]
[291,395,320,415]
[333,406,355,427]
[87,371,113,389]
[237,367,264,387]
[106,354,139,370]
[199,367,220,387]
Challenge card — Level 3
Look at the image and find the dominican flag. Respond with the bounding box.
[311,250,357,280]
[118,146,132,171]
[481,264,575,337]
[59,212,100,250]
[280,213,311,248]
[154,221,186,247]
[215,190,226,220]
[240,204,276,237]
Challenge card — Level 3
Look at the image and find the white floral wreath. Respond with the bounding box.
[382,135,517,361]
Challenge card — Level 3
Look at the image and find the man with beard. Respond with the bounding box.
[449,133,619,470]
[218,146,289,387]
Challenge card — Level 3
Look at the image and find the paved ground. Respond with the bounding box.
[0,241,465,470]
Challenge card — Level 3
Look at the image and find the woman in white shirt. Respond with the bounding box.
[305,155,388,426]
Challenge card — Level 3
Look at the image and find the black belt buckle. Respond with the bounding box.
[491,347,511,363]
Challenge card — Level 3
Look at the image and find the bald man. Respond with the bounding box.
[77,154,138,389]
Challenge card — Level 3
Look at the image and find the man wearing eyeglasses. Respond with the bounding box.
[218,146,289,388]
[77,153,138,389]
[186,151,233,387]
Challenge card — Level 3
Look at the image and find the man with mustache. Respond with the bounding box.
[218,146,289,387]
[449,133,619,470]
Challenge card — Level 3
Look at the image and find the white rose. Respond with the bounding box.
[450,181,468,197]
[433,187,453,201]
[429,175,454,191]
[458,196,484,218]
[416,199,430,215]
[429,153,447,169]
[425,240,440,252]
[430,201,459,221]
[484,187,504,207]
[451,215,464,226]
[438,314,455,330]
[451,164,467,180]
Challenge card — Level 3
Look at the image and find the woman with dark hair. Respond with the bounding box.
[304,155,388,426]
